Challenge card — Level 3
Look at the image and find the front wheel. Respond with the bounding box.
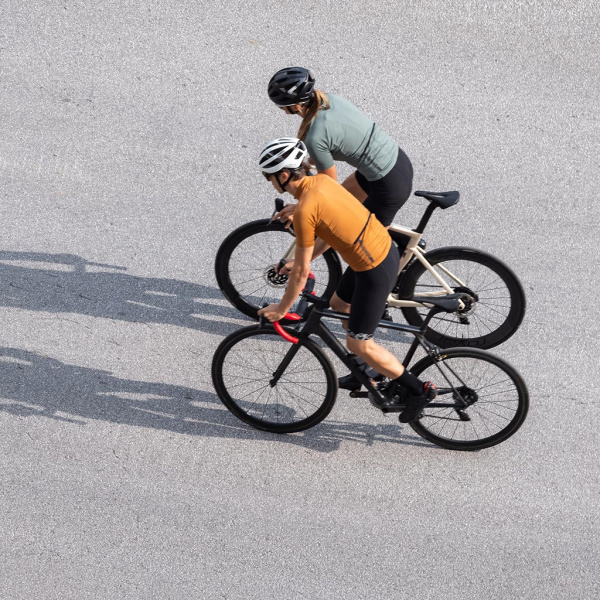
[211,325,338,433]
[398,247,526,349]
[215,219,343,320]
[409,348,529,450]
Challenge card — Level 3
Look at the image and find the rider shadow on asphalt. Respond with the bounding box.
[0,347,433,452]
[0,249,414,344]
[0,250,247,335]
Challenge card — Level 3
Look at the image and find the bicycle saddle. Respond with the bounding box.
[414,190,460,209]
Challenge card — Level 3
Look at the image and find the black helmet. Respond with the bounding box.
[268,67,316,107]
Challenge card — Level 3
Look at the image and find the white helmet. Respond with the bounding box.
[259,137,308,174]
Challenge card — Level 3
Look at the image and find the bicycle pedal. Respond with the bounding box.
[349,390,369,398]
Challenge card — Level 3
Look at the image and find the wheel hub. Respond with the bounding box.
[264,266,288,287]
[453,385,479,407]
[453,286,478,323]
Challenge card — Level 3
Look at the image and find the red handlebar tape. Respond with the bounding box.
[273,312,301,344]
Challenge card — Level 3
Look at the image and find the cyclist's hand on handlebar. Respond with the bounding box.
[258,303,287,323]
[273,204,296,228]
[275,259,294,275]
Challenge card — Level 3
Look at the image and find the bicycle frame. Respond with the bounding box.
[270,305,466,411]
[276,222,467,310]
[386,223,466,308]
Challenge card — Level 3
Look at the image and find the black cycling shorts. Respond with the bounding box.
[336,243,400,340]
[355,146,413,226]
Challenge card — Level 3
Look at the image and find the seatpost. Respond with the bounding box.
[414,203,437,234]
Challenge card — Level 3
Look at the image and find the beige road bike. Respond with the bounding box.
[215,190,526,349]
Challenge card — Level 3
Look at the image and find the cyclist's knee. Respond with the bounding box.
[346,335,375,357]
[330,292,351,314]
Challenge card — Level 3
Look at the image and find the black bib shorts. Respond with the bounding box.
[336,242,400,340]
[355,146,413,227]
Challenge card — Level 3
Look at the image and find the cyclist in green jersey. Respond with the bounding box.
[268,66,414,389]
[268,66,414,229]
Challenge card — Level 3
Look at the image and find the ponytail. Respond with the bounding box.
[297,90,330,141]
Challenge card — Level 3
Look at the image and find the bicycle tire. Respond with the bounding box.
[408,347,529,450]
[211,325,338,433]
[215,219,343,320]
[398,247,526,349]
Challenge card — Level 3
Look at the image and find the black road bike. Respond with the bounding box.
[211,285,529,451]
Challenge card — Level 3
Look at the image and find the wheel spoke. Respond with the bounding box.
[401,252,524,348]
[217,223,342,319]
[214,329,335,431]
[411,349,528,450]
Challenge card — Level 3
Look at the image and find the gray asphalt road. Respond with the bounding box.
[1,1,599,598]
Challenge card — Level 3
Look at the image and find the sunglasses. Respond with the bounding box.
[262,172,272,181]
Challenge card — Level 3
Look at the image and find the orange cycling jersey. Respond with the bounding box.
[292,174,392,272]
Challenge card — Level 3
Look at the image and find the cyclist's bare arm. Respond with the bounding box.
[274,204,296,228]
[318,165,337,181]
[276,237,330,275]
[258,245,313,321]
[311,237,330,261]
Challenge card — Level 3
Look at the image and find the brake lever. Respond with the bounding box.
[268,198,286,226]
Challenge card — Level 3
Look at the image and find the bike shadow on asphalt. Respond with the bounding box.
[0,347,433,452]
[0,250,248,336]
[0,250,416,344]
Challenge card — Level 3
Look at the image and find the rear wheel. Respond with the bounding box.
[398,247,526,349]
[215,219,343,320]
[408,348,529,450]
[211,325,338,433]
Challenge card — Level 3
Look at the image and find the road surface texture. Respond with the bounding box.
[1,1,598,598]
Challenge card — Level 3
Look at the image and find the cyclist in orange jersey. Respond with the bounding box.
[256,138,436,423]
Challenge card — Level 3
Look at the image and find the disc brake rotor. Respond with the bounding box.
[264,266,288,287]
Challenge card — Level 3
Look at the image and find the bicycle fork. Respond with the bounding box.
[268,342,302,387]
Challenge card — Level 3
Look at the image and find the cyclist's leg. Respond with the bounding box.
[345,246,437,419]
[342,171,369,202]
[362,147,413,227]
[335,159,412,386]
[329,266,354,317]
[331,267,382,380]
[345,244,401,377]
[331,267,383,388]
